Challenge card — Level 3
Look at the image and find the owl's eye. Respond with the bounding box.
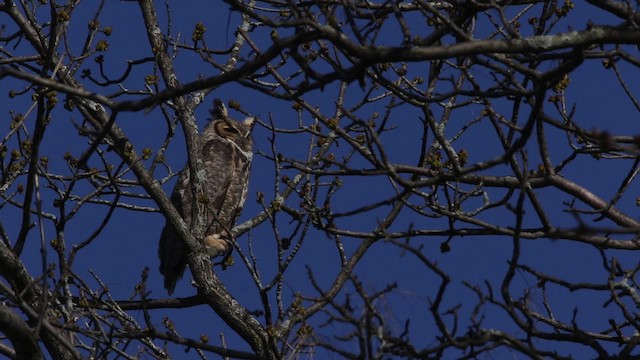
[215,121,241,137]
[223,126,239,134]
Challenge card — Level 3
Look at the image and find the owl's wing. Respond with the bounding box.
[158,168,190,295]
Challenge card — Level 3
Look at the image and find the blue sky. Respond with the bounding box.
[2,1,640,358]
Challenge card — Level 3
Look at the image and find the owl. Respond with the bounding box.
[158,99,254,295]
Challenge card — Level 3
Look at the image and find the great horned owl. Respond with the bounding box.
[158,99,254,295]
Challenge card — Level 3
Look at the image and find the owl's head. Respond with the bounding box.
[208,99,255,153]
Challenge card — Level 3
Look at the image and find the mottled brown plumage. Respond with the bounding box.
[158,100,254,294]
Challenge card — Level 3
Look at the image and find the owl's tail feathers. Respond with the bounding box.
[162,271,183,296]
[158,224,188,295]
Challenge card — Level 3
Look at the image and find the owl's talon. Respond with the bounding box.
[203,233,230,257]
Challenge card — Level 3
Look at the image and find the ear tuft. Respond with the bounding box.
[244,116,256,127]
[211,99,228,120]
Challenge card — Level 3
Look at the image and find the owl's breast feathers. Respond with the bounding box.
[201,137,252,234]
